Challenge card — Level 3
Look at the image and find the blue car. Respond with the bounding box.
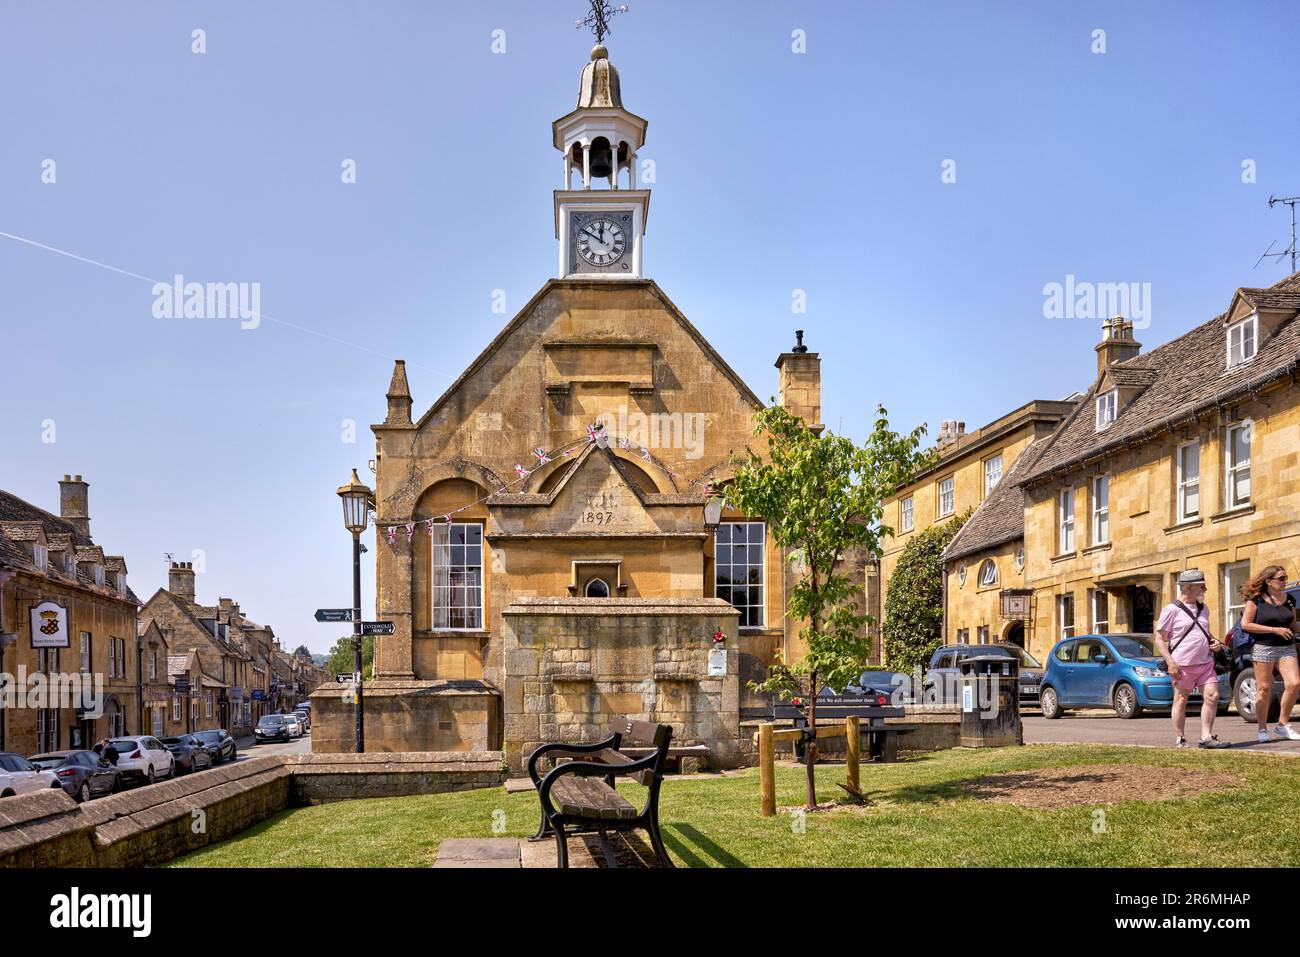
[1040,633,1231,719]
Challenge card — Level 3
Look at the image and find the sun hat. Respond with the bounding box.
[1177,569,1206,585]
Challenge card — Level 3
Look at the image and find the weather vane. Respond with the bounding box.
[576,1,629,44]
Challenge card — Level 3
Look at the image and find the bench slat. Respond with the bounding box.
[551,776,637,820]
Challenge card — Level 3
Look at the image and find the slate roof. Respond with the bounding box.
[1021,271,1300,485]
[0,488,140,604]
[942,439,1046,563]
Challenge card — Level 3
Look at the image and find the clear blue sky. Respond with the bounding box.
[1,1,1296,653]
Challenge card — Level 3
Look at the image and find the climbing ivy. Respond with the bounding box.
[880,509,972,676]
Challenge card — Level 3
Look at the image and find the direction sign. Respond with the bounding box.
[359,621,395,636]
[315,608,354,623]
[336,672,358,684]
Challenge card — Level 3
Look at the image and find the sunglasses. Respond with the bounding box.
[1271,574,1289,583]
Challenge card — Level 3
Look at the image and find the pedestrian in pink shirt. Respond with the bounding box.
[1154,569,1229,749]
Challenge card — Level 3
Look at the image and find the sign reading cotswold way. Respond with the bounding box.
[359,621,395,636]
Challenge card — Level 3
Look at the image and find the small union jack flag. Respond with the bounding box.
[386,526,397,545]
[405,523,415,542]
[515,464,530,479]
[586,422,604,443]
[426,518,435,536]
[619,436,630,450]
[641,446,651,462]
[533,448,551,465]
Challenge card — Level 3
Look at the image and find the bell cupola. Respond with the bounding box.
[552,40,650,279]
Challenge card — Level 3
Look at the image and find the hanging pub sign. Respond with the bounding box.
[29,600,69,648]
[1000,589,1032,620]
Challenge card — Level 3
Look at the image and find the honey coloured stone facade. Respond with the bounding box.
[0,477,141,754]
[991,275,1300,663]
[878,401,1074,657]
[310,42,862,768]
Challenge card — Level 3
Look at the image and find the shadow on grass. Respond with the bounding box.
[663,823,748,868]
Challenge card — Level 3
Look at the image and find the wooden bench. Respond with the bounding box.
[527,719,674,868]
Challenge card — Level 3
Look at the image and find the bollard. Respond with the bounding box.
[845,715,860,795]
[759,722,775,817]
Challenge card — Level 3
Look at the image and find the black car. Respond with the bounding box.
[1229,584,1300,722]
[192,729,237,763]
[846,669,918,705]
[255,714,290,743]
[161,735,214,774]
[29,750,120,802]
[925,643,1045,705]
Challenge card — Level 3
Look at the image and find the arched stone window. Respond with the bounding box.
[585,578,610,598]
[979,559,998,587]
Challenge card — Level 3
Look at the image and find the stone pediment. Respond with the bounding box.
[488,443,702,538]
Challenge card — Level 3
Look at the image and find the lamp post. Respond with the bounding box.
[337,469,373,753]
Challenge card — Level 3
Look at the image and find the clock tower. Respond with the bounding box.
[553,42,649,279]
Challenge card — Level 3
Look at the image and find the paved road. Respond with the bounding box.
[1024,712,1300,754]
[232,733,312,760]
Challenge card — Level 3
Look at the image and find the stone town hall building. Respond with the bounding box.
[313,42,836,769]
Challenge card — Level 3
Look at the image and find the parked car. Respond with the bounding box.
[282,714,304,739]
[924,643,1045,705]
[1040,633,1232,719]
[29,750,120,802]
[108,736,176,785]
[1229,583,1300,722]
[0,752,62,797]
[161,735,214,774]
[255,714,290,743]
[849,670,919,705]
[292,706,311,731]
[192,728,237,763]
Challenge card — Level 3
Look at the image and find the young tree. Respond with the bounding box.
[727,404,935,809]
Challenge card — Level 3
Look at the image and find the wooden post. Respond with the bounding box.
[759,721,775,817]
[846,715,860,796]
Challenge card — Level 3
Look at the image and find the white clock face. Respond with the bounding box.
[576,217,627,267]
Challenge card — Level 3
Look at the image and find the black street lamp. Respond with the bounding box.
[337,469,373,753]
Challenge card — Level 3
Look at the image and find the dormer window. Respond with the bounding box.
[1227,314,1257,368]
[117,572,128,596]
[64,553,76,576]
[94,564,105,586]
[33,544,48,572]
[1095,390,1118,430]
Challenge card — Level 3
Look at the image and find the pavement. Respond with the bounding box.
[1023,711,1300,754]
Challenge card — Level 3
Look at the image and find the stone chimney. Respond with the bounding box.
[58,475,90,540]
[1095,317,1141,375]
[936,420,966,451]
[169,561,196,602]
[218,597,234,622]
[774,330,823,433]
[385,359,413,426]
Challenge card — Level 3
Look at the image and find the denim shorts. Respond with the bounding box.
[1253,643,1297,663]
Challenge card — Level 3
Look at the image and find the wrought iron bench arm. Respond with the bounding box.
[527,734,621,788]
[537,752,662,821]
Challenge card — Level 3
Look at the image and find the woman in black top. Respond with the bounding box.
[1240,564,1300,741]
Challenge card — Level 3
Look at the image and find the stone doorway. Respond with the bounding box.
[1003,621,1025,648]
[1130,586,1155,633]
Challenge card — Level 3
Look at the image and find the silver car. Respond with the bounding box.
[0,752,62,797]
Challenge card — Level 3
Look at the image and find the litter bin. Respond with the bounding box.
[958,654,1022,748]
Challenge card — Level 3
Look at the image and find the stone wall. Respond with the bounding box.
[310,679,500,753]
[501,597,742,772]
[0,751,506,868]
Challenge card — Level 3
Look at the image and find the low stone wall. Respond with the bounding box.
[737,706,963,763]
[0,751,506,868]
[285,751,504,803]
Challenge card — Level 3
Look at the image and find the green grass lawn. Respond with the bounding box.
[167,744,1300,868]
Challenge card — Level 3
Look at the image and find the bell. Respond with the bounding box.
[588,142,614,179]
